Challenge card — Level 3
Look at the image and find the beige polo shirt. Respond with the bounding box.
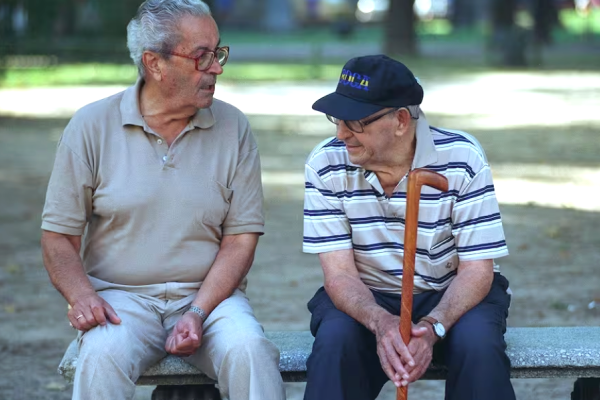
[42,80,264,286]
[303,112,508,294]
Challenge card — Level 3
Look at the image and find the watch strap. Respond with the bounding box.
[419,315,446,339]
[186,305,208,322]
[419,315,438,326]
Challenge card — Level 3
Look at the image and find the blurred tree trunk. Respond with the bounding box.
[489,0,526,66]
[531,0,559,45]
[384,0,417,56]
[451,0,477,30]
[262,0,296,33]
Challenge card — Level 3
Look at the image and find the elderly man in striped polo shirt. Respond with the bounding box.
[302,55,515,400]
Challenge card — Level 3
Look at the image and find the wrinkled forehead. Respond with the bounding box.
[175,14,220,52]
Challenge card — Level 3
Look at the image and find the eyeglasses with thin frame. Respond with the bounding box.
[162,46,229,71]
[326,107,402,133]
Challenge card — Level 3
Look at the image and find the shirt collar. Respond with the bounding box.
[120,78,216,130]
[120,78,145,127]
[411,110,437,169]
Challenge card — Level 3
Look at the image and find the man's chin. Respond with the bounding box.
[347,154,365,167]
[196,95,214,109]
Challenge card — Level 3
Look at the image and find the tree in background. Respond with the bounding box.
[451,0,478,30]
[262,0,296,33]
[531,0,560,45]
[384,0,418,56]
[488,0,527,66]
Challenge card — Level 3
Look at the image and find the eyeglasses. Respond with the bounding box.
[326,108,402,133]
[162,46,229,71]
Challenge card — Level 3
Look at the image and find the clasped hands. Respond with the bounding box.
[374,313,438,388]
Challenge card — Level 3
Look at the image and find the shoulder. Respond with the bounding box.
[60,89,126,147]
[429,126,489,173]
[306,137,348,167]
[209,98,254,145]
[305,138,361,190]
[210,98,248,124]
[71,89,125,125]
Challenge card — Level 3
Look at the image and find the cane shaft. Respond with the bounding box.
[396,169,448,400]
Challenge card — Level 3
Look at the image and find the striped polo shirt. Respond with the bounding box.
[303,112,509,294]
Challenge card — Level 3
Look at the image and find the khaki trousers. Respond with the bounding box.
[72,277,285,400]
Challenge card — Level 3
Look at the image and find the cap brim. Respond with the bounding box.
[312,92,386,121]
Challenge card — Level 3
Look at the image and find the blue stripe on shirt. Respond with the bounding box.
[323,139,345,148]
[353,242,456,260]
[425,162,476,179]
[452,213,501,229]
[303,234,352,244]
[390,190,459,200]
[456,240,506,253]
[456,185,495,203]
[317,164,359,177]
[304,209,345,217]
[348,216,453,229]
[384,269,457,284]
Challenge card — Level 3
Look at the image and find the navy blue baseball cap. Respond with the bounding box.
[312,55,423,121]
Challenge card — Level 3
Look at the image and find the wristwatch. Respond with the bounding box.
[186,305,208,322]
[419,316,446,340]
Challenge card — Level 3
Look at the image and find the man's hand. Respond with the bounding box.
[374,313,416,388]
[68,293,121,332]
[405,322,438,383]
[165,312,203,356]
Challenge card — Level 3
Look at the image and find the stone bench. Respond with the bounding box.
[58,327,600,399]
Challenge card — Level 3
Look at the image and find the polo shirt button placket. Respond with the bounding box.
[157,139,163,145]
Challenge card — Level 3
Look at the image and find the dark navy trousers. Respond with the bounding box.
[303,273,516,400]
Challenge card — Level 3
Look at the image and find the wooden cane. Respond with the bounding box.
[397,169,448,400]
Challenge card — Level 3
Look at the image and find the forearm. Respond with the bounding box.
[41,230,95,305]
[325,273,392,334]
[427,260,494,330]
[191,233,259,315]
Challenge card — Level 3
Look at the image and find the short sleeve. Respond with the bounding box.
[452,165,509,261]
[222,124,264,235]
[41,136,94,236]
[303,163,352,253]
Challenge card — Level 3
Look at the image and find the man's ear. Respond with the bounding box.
[395,108,412,132]
[142,51,163,81]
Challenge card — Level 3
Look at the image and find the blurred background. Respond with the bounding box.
[0,0,599,399]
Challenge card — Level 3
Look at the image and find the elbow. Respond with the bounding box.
[324,274,346,297]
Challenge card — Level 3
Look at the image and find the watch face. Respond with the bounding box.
[434,323,446,338]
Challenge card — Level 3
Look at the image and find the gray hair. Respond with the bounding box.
[406,105,421,119]
[127,0,212,77]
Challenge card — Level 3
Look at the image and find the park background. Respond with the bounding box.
[0,0,599,398]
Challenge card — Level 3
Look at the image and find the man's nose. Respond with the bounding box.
[336,122,353,141]
[207,57,224,75]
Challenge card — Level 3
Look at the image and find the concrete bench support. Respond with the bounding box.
[59,327,600,399]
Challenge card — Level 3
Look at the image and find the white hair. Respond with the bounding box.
[126,0,212,77]
[407,105,421,119]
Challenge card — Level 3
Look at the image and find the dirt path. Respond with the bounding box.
[1,73,599,399]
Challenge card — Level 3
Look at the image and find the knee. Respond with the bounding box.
[445,324,507,364]
[312,317,370,359]
[222,333,279,368]
[78,325,135,371]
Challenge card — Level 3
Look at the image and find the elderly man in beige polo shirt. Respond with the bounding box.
[40,1,285,400]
